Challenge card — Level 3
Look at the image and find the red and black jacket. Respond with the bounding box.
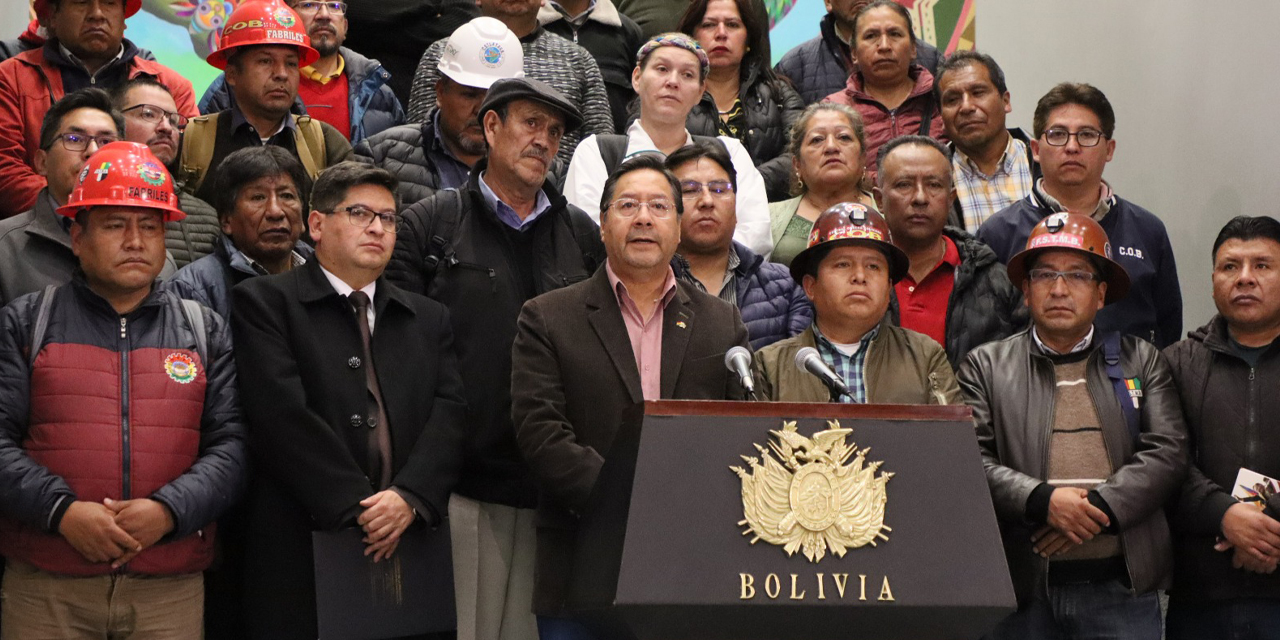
[0,275,246,576]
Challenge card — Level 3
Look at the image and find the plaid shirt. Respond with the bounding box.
[953,134,1034,231]
[813,323,879,403]
[674,250,741,305]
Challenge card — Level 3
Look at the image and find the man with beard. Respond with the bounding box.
[198,0,405,145]
[113,77,219,267]
[354,18,524,204]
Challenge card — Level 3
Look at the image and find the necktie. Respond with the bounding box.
[348,291,393,490]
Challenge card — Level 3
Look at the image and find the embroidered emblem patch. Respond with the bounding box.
[1124,377,1142,408]
[137,162,166,186]
[164,352,198,384]
[480,43,504,67]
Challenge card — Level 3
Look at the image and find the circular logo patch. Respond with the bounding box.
[137,162,166,187]
[273,7,296,27]
[480,43,504,67]
[164,352,199,384]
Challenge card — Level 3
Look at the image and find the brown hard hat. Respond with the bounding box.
[1006,212,1130,304]
[789,202,910,284]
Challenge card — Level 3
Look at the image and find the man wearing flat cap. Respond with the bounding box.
[958,212,1187,639]
[387,76,604,640]
[753,202,959,404]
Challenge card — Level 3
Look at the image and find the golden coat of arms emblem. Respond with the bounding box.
[730,420,893,563]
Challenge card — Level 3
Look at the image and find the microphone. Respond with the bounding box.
[794,347,851,402]
[724,346,757,399]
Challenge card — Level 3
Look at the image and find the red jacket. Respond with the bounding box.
[824,64,946,185]
[0,45,198,218]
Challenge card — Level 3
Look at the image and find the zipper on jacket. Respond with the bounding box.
[1246,367,1258,465]
[119,317,132,500]
[448,258,497,293]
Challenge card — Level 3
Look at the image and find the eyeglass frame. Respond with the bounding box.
[605,197,679,218]
[1027,268,1102,287]
[1040,128,1107,147]
[679,179,736,200]
[327,204,401,232]
[44,132,119,152]
[122,103,189,130]
[292,1,348,15]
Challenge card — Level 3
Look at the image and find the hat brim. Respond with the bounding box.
[1007,247,1131,304]
[58,198,186,222]
[36,0,141,19]
[206,42,321,70]
[789,237,910,285]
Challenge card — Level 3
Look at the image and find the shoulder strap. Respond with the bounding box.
[178,298,208,366]
[28,285,57,369]
[917,100,935,136]
[293,115,326,178]
[420,189,465,291]
[1101,331,1141,444]
[179,113,219,194]
[597,134,629,177]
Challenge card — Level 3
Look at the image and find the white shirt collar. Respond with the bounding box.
[319,263,378,330]
[1031,325,1094,355]
[625,120,694,159]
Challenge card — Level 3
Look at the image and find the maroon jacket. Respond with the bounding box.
[824,64,945,184]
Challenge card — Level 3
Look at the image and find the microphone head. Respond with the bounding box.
[725,345,752,368]
[794,347,820,372]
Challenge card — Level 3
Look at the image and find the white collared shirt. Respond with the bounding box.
[320,264,378,332]
[563,120,774,256]
[1031,325,1094,355]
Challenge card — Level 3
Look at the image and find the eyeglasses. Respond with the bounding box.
[679,180,734,200]
[607,198,677,218]
[122,104,189,130]
[334,204,400,232]
[294,1,347,14]
[1042,128,1106,147]
[1028,269,1100,287]
[47,132,118,152]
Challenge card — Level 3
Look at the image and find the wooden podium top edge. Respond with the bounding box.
[643,400,973,421]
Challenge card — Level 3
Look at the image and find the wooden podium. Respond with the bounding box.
[565,400,1016,640]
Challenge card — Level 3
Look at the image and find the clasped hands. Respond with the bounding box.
[1031,487,1111,558]
[1214,502,1280,574]
[57,498,174,568]
[358,489,415,563]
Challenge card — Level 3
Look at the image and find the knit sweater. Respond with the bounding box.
[405,26,614,164]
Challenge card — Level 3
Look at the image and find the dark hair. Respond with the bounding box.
[875,134,952,187]
[109,76,173,110]
[39,88,125,151]
[787,103,866,196]
[851,0,916,45]
[312,161,401,215]
[212,146,312,221]
[933,50,1007,103]
[677,0,773,83]
[1212,216,1280,262]
[1033,82,1115,139]
[599,153,684,220]
[665,139,737,190]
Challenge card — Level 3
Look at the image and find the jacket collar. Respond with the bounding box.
[537,0,622,27]
[294,257,416,317]
[845,64,935,102]
[463,156,570,225]
[217,233,314,277]
[70,267,165,318]
[337,46,389,87]
[25,190,72,250]
[1193,315,1280,359]
[818,13,851,73]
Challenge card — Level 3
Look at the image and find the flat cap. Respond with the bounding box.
[477,77,584,135]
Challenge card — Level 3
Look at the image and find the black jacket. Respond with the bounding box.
[958,330,1188,605]
[231,260,467,640]
[353,118,445,206]
[1165,317,1280,602]
[387,161,605,508]
[538,0,643,135]
[889,227,1027,368]
[684,64,804,201]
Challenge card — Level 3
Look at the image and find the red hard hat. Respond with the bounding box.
[1006,212,1130,304]
[789,202,910,284]
[34,0,142,21]
[205,0,319,70]
[58,142,186,221]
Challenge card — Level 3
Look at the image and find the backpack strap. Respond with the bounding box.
[1102,331,1141,444]
[179,298,208,366]
[917,100,935,136]
[28,285,57,369]
[293,115,326,179]
[596,134,630,177]
[178,112,219,195]
[420,188,465,291]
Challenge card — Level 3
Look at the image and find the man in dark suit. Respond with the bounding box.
[511,154,750,639]
[231,161,467,640]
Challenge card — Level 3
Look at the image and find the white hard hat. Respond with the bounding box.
[437,17,525,89]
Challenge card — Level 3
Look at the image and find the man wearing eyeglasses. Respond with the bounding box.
[666,139,810,350]
[0,87,175,306]
[231,161,467,640]
[113,77,220,268]
[511,154,749,637]
[977,82,1182,348]
[959,211,1187,640]
[198,0,405,145]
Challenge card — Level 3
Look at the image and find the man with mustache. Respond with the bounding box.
[978,82,1183,348]
[875,135,1024,368]
[666,139,810,349]
[0,0,197,218]
[198,0,405,145]
[179,0,353,206]
[355,18,524,204]
[752,201,958,404]
[958,212,1187,640]
[1164,216,1280,639]
[511,154,749,639]
[388,77,604,640]
[112,77,219,268]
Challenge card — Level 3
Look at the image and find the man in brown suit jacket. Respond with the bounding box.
[511,155,750,635]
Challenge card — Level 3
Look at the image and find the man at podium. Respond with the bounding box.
[958,212,1187,639]
[511,155,750,640]
[753,202,959,404]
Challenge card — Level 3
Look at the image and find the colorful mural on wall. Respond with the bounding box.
[118,0,975,97]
